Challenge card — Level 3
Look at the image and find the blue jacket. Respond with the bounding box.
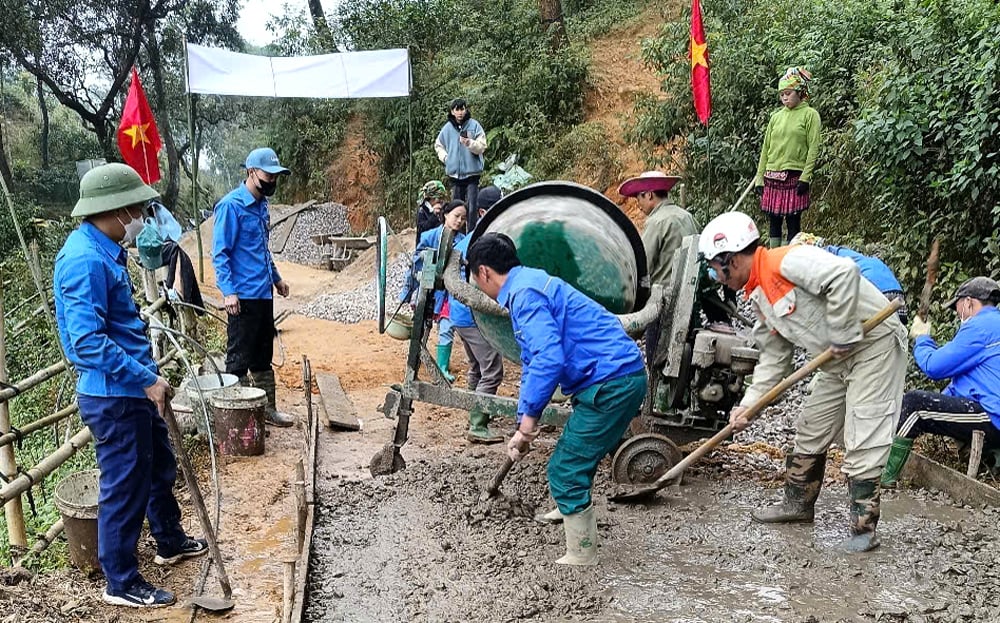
[498,266,645,417]
[54,222,158,398]
[435,119,485,180]
[213,184,281,299]
[411,225,465,314]
[450,235,475,328]
[824,245,902,293]
[914,306,1000,427]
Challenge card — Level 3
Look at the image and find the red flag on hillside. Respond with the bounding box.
[117,66,162,184]
[690,0,711,125]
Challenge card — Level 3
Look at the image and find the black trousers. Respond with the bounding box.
[226,298,275,377]
[450,176,481,232]
[768,212,801,241]
[896,389,1000,447]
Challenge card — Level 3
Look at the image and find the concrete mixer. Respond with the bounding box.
[371,181,759,485]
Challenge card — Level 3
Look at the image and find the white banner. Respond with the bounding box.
[186,44,410,99]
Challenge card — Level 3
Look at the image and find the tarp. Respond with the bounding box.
[186,44,410,99]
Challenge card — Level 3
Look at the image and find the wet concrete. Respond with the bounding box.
[304,435,1000,623]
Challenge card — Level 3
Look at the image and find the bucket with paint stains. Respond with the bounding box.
[53,469,101,575]
[185,373,240,435]
[210,386,267,456]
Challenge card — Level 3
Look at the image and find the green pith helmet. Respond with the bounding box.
[71,163,160,218]
[420,180,447,200]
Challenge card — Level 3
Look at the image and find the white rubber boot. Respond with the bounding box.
[555,505,597,566]
[533,508,564,525]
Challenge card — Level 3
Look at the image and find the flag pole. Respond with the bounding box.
[706,121,711,207]
[407,47,413,224]
[182,35,205,283]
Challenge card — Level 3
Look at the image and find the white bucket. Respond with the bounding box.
[185,373,240,434]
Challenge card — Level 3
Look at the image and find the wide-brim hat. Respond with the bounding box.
[944,276,1000,309]
[618,171,681,197]
[244,147,290,175]
[71,163,160,218]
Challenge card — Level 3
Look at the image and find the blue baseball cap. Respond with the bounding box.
[244,147,290,175]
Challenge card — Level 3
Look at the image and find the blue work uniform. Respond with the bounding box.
[402,225,466,346]
[913,306,1000,427]
[213,184,282,376]
[498,266,647,515]
[824,245,902,293]
[54,222,186,594]
[450,235,475,328]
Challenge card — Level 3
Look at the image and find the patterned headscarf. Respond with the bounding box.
[778,67,812,95]
[789,231,826,247]
[420,180,447,200]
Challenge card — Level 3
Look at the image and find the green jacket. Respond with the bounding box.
[641,200,699,287]
[754,102,822,185]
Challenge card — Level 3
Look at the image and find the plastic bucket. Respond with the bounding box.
[185,373,240,435]
[210,386,267,456]
[386,314,413,340]
[53,469,101,575]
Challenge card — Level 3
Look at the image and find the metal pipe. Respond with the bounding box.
[442,250,509,317]
[616,284,664,336]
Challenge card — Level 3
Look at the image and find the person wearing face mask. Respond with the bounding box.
[699,210,907,553]
[881,277,1000,487]
[54,163,207,608]
[212,147,294,427]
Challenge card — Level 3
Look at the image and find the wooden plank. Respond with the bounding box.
[316,373,361,431]
[902,451,1000,507]
[270,211,300,254]
[968,430,986,478]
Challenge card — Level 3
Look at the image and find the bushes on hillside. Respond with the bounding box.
[637,0,1000,302]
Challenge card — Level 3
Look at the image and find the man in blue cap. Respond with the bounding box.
[54,163,207,608]
[213,147,294,426]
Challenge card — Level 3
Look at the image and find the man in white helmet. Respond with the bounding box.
[698,211,907,552]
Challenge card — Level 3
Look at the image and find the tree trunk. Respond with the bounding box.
[36,76,49,169]
[143,24,179,209]
[306,0,336,50]
[0,124,14,193]
[539,0,567,50]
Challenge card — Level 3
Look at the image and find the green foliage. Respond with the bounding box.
[533,122,622,191]
[636,0,1000,311]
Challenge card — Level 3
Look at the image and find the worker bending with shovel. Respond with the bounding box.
[466,233,647,565]
[699,211,907,552]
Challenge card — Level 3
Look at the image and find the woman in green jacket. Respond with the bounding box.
[754,67,821,247]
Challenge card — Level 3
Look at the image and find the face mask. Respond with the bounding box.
[117,210,144,245]
[255,173,277,197]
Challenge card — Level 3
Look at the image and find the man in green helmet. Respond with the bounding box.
[54,163,207,608]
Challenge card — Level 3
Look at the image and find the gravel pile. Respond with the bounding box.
[274,202,351,265]
[298,252,411,324]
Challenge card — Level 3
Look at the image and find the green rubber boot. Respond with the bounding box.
[880,437,914,488]
[466,407,503,444]
[436,344,456,383]
[841,478,881,553]
[752,453,826,523]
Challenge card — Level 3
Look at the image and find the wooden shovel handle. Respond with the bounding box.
[654,297,902,485]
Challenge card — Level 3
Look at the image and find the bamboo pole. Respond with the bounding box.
[0,361,68,405]
[0,428,92,506]
[0,273,28,547]
[0,404,77,450]
[14,519,63,567]
[182,35,205,283]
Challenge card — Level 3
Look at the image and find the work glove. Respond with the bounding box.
[909,316,931,339]
[507,428,538,462]
[795,181,810,196]
[754,185,764,198]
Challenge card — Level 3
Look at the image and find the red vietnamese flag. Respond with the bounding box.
[690,0,711,125]
[117,66,162,184]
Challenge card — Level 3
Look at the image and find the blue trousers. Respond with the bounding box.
[438,316,454,347]
[78,395,187,592]
[548,371,648,515]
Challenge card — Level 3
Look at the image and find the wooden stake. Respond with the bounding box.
[0,272,28,548]
[968,430,986,479]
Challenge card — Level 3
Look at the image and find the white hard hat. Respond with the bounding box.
[699,211,760,261]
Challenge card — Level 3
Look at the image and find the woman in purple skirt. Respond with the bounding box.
[753,67,822,247]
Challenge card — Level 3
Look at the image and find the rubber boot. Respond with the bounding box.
[752,453,826,523]
[841,478,881,553]
[533,508,564,525]
[880,436,914,488]
[436,344,456,383]
[466,407,503,444]
[769,236,783,249]
[555,504,597,566]
[251,370,295,428]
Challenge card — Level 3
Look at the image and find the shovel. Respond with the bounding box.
[610,298,901,504]
[162,402,236,612]
[480,456,517,502]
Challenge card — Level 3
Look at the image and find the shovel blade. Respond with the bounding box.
[608,475,681,504]
[190,596,236,612]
